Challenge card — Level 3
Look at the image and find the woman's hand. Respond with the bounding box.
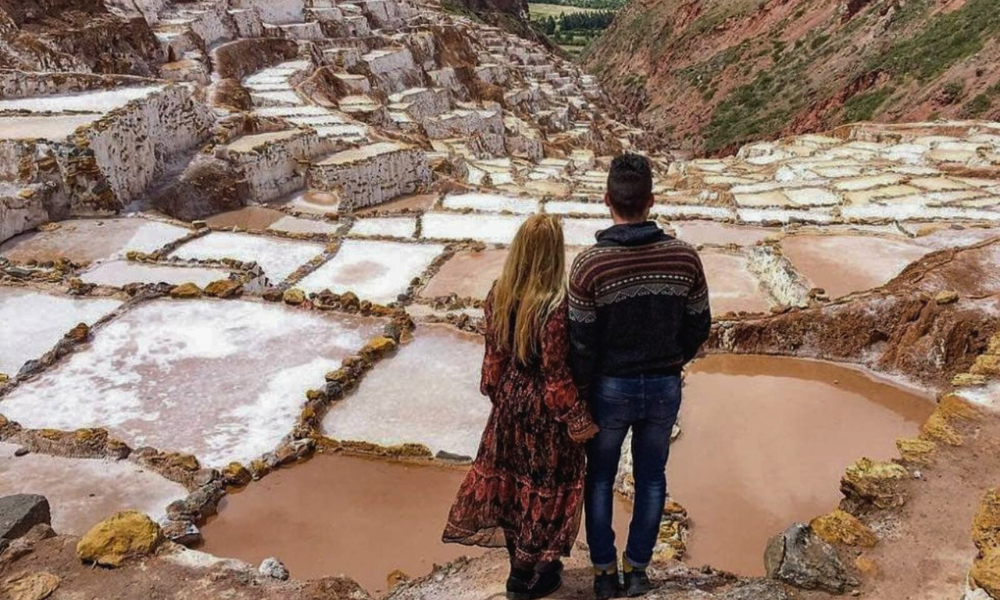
[569,422,600,444]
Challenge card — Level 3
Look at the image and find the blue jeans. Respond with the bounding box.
[584,374,682,569]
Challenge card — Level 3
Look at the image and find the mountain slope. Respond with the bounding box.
[583,0,1000,155]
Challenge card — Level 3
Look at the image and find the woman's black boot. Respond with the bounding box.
[529,568,562,599]
[506,567,534,600]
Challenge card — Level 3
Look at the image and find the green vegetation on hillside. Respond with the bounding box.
[873,0,1000,81]
[842,88,894,123]
[528,0,625,9]
[531,4,616,57]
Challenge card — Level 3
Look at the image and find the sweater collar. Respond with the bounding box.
[595,221,669,246]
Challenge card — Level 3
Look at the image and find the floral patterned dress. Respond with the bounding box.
[442,292,596,565]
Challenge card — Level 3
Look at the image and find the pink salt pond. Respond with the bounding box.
[0,442,186,535]
[670,354,932,575]
[699,252,772,315]
[780,234,932,298]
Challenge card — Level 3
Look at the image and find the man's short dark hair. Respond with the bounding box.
[607,153,653,219]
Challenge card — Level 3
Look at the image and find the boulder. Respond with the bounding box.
[204,279,243,298]
[64,323,90,343]
[161,519,202,546]
[896,437,937,465]
[974,489,1000,553]
[151,155,248,222]
[283,288,306,305]
[259,557,290,580]
[361,336,397,360]
[170,283,203,299]
[972,548,1000,599]
[764,524,858,594]
[810,510,877,548]
[0,495,51,542]
[222,462,252,488]
[1,571,60,600]
[76,511,164,567]
[840,458,910,510]
[935,290,959,305]
[719,579,796,600]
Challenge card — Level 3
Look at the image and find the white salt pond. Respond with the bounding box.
[0,443,186,535]
[421,213,527,245]
[1,300,384,467]
[170,232,326,285]
[0,289,121,376]
[323,324,488,457]
[442,193,538,214]
[700,252,773,314]
[297,240,444,304]
[0,218,190,264]
[563,218,614,246]
[80,261,231,288]
[268,216,340,236]
[0,86,164,114]
[348,216,418,239]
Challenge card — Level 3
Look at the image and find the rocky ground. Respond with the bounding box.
[0,0,998,598]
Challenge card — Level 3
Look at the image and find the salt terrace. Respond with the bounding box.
[0,0,999,597]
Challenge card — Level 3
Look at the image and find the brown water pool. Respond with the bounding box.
[671,354,933,575]
[200,354,932,589]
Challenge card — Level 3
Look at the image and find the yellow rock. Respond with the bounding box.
[921,412,963,446]
[222,462,252,487]
[810,510,878,547]
[204,279,242,298]
[386,570,411,589]
[2,571,60,600]
[76,511,164,567]
[952,373,988,387]
[988,334,1000,356]
[972,547,1000,598]
[934,290,959,305]
[169,283,202,299]
[973,489,1000,553]
[841,458,910,509]
[896,437,937,465]
[362,337,397,360]
[0,373,9,384]
[168,453,200,472]
[970,354,1000,376]
[283,288,306,305]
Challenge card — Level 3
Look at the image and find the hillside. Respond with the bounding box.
[583,0,1000,155]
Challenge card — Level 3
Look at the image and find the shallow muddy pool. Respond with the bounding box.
[199,452,631,596]
[671,354,933,575]
[203,353,932,589]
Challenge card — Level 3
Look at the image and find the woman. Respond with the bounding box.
[443,214,599,599]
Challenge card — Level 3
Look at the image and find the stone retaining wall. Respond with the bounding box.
[0,70,160,99]
[308,142,429,211]
[228,129,326,203]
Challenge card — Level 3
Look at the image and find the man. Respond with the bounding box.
[569,153,711,599]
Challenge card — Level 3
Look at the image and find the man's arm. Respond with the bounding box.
[568,254,599,401]
[680,252,712,363]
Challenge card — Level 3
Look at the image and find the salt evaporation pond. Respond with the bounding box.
[671,354,932,575]
[0,443,186,535]
[199,453,632,595]
[0,289,121,376]
[80,261,231,288]
[298,240,444,304]
[170,232,326,285]
[322,344,930,577]
[421,213,527,245]
[200,454,480,596]
[781,234,931,298]
[0,218,190,264]
[1,300,384,467]
[323,324,488,458]
[700,252,772,315]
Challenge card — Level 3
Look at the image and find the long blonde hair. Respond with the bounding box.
[491,214,567,366]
